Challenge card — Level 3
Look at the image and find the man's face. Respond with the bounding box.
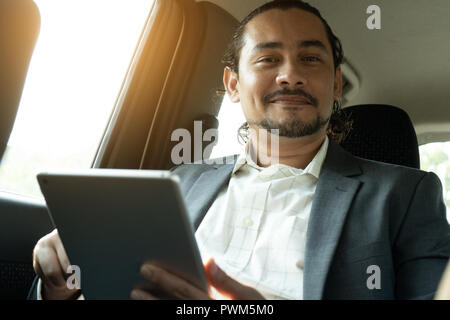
[224,8,342,138]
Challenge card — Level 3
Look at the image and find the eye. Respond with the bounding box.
[302,56,321,62]
[257,57,278,64]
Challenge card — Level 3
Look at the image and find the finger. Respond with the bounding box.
[140,264,210,300]
[32,232,55,284]
[53,232,71,274]
[35,244,67,289]
[33,251,45,279]
[205,259,264,300]
[33,240,45,278]
[130,289,159,300]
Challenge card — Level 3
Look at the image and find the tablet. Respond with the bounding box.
[37,169,208,300]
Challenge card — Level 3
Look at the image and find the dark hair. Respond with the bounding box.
[222,0,344,74]
[223,0,351,143]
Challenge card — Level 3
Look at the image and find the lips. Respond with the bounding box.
[270,95,312,105]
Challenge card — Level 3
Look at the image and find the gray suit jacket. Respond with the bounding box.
[173,138,450,300]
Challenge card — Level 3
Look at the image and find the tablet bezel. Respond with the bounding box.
[37,169,208,299]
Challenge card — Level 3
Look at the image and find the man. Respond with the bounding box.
[32,0,450,300]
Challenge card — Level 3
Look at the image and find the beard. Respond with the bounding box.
[249,113,330,138]
[248,88,330,137]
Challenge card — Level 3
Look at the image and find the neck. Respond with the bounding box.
[248,129,327,169]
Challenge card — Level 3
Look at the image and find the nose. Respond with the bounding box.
[275,60,307,88]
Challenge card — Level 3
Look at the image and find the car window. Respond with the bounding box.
[420,142,450,222]
[0,0,154,197]
[210,95,246,160]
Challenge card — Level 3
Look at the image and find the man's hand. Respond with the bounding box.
[32,229,81,300]
[131,259,265,300]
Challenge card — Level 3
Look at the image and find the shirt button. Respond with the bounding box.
[243,217,254,227]
[296,260,305,269]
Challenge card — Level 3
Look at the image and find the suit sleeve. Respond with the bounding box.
[393,171,450,299]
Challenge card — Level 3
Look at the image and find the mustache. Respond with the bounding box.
[263,88,318,107]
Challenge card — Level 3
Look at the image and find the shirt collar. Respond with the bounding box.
[232,135,329,179]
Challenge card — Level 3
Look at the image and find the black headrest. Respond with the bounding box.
[340,104,420,169]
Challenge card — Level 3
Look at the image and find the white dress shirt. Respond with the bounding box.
[195,136,329,300]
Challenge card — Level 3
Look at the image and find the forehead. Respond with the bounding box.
[242,8,331,53]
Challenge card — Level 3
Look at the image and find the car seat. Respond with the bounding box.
[340,104,420,169]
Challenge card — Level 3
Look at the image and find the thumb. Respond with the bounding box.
[204,259,264,300]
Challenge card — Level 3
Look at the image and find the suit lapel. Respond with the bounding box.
[185,162,234,230]
[303,139,362,299]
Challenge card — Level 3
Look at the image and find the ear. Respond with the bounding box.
[333,66,343,100]
[223,67,240,103]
